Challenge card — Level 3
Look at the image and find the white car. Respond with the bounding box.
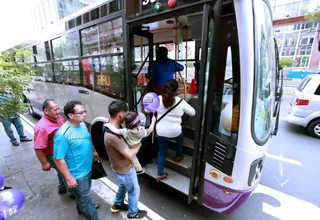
[287,74,320,139]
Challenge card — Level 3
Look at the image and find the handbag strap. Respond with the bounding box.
[156,98,183,123]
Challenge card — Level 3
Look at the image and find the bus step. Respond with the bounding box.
[144,162,190,196]
[168,136,194,157]
[182,126,195,140]
[165,149,192,177]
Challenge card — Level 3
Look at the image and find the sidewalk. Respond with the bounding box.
[0,119,154,220]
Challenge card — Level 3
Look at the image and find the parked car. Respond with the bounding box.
[287,74,320,139]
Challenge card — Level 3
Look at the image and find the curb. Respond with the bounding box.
[20,114,35,128]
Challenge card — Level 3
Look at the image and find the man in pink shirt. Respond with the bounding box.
[34,99,68,194]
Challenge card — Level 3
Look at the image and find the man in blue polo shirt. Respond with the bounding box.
[53,100,99,219]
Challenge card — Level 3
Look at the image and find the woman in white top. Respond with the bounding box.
[156,79,196,181]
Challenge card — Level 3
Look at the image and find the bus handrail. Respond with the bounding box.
[132,53,150,81]
[175,71,187,100]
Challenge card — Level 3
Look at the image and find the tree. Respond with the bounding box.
[0,49,36,119]
[280,57,295,68]
[305,6,320,22]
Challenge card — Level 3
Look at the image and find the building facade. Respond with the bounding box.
[271,0,320,75]
[29,0,104,32]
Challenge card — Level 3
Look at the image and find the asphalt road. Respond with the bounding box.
[283,79,301,88]
[23,95,320,220]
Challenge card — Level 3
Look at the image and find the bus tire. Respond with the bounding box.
[307,119,320,139]
[90,117,109,159]
[25,97,36,118]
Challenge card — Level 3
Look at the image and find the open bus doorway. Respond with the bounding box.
[131,15,203,112]
[129,11,204,196]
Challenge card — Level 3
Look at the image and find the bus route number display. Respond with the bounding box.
[141,0,196,9]
[142,0,157,6]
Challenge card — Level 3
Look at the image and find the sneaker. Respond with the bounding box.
[0,186,13,191]
[126,210,147,220]
[12,141,19,146]
[136,169,145,175]
[111,203,129,213]
[20,138,32,142]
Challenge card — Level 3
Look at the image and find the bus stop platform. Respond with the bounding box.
[0,118,161,220]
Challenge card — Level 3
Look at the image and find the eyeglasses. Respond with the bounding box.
[73,110,87,115]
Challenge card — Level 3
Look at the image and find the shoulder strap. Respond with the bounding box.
[102,123,130,145]
[157,98,183,123]
[102,124,122,139]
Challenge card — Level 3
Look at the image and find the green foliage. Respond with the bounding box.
[305,7,320,22]
[0,49,36,119]
[280,57,296,68]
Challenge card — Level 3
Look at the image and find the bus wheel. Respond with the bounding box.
[25,97,36,118]
[90,120,109,159]
[307,119,320,139]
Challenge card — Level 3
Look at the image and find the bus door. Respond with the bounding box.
[126,25,154,111]
[272,39,283,136]
[189,0,245,208]
[188,2,220,204]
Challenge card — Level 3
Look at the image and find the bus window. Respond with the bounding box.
[252,1,274,144]
[98,55,124,98]
[214,45,240,145]
[51,32,78,60]
[209,15,240,146]
[35,63,53,82]
[81,25,99,56]
[99,17,123,54]
[218,47,235,136]
[179,41,196,60]
[82,57,99,89]
[53,60,80,85]
[134,44,150,88]
[35,43,48,62]
[81,18,123,56]
[24,47,35,63]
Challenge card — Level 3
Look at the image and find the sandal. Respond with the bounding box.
[156,173,168,182]
[175,156,184,163]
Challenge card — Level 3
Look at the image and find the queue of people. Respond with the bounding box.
[28,46,195,219]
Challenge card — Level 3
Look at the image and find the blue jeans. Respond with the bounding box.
[47,156,66,191]
[1,117,26,143]
[70,172,99,220]
[113,167,140,217]
[157,132,184,176]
